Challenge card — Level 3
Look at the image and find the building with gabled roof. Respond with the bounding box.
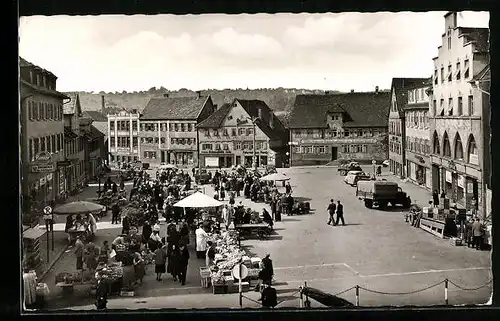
[288,88,391,166]
[388,77,429,178]
[138,92,216,168]
[20,57,69,218]
[197,98,288,168]
[428,11,490,219]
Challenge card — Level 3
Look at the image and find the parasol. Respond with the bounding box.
[53,201,105,215]
[260,172,290,182]
[173,191,223,208]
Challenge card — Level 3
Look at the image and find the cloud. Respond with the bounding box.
[210,27,283,57]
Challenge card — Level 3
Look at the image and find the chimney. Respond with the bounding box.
[163,93,169,98]
[325,91,329,95]
[196,91,202,98]
[269,113,274,129]
[350,89,354,93]
[101,95,105,114]
[444,11,458,30]
[375,86,379,93]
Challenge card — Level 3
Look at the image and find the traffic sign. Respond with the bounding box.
[43,206,52,215]
[30,164,55,173]
[372,160,377,165]
[232,264,248,280]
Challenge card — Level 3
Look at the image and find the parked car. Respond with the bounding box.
[344,171,372,186]
[338,161,362,176]
[382,160,390,167]
[356,180,411,209]
[194,169,212,185]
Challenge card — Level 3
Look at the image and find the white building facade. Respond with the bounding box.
[107,110,141,164]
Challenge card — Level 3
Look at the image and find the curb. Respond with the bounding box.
[39,243,70,282]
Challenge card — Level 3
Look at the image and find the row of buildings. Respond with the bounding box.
[20,58,107,220]
[387,12,490,219]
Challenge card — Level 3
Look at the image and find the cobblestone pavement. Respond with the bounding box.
[41,166,492,310]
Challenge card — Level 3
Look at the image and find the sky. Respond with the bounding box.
[19,11,489,93]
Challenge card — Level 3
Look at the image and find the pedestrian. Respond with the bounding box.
[472,217,483,250]
[285,182,292,195]
[270,198,277,221]
[142,221,152,247]
[195,223,208,259]
[74,236,84,270]
[95,274,108,310]
[133,252,146,285]
[205,241,216,267]
[326,199,336,225]
[229,192,235,207]
[440,189,446,199]
[112,182,118,194]
[99,240,110,264]
[222,205,230,230]
[376,166,382,176]
[432,190,439,208]
[154,244,167,281]
[85,241,99,272]
[262,208,274,229]
[261,253,274,286]
[261,284,278,308]
[220,186,226,201]
[120,176,125,192]
[334,200,345,226]
[122,214,130,235]
[178,242,190,285]
[168,244,181,282]
[111,202,120,224]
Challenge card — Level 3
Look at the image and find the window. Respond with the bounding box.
[160,137,165,144]
[447,30,452,49]
[51,134,56,152]
[455,135,464,160]
[40,137,46,152]
[174,123,179,132]
[111,139,115,147]
[464,59,470,79]
[306,129,313,136]
[443,132,451,157]
[433,132,440,154]
[434,69,438,84]
[232,128,237,136]
[213,129,219,136]
[456,62,461,80]
[132,121,137,131]
[235,142,241,150]
[362,145,367,153]
[238,128,245,136]
[126,137,131,147]
[215,143,221,150]
[342,145,349,153]
[154,137,159,144]
[110,121,115,131]
[440,67,444,83]
[344,130,350,137]
[319,146,325,153]
[223,144,229,150]
[202,143,212,150]
[204,129,210,137]
[143,151,148,158]
[307,146,313,154]
[447,65,452,82]
[169,124,173,131]
[439,99,444,116]
[467,135,478,165]
[448,98,453,116]
[187,123,192,132]
[180,123,185,132]
[133,137,138,147]
[468,95,474,115]
[457,97,463,116]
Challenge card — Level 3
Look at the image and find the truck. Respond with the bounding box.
[356,180,411,209]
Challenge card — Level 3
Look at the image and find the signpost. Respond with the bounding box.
[232,262,248,308]
[372,159,377,178]
[42,205,53,262]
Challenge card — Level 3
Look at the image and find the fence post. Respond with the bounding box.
[299,286,304,308]
[444,279,448,305]
[355,285,359,307]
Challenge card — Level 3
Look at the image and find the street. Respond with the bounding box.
[41,166,492,310]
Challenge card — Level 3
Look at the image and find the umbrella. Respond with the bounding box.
[260,172,290,182]
[301,287,355,308]
[173,191,223,208]
[53,201,105,215]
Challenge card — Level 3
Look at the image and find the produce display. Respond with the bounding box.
[209,231,248,284]
[121,203,145,226]
[95,262,123,280]
[55,270,93,284]
[249,211,263,224]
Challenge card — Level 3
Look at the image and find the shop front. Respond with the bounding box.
[406,151,431,189]
[200,150,232,168]
[431,156,481,215]
[166,150,196,167]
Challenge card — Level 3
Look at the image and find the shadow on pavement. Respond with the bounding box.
[281,218,302,222]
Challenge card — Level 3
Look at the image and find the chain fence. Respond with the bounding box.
[240,278,492,308]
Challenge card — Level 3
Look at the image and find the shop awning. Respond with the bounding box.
[23,227,47,240]
[174,191,223,208]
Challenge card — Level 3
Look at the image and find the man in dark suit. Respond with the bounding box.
[334,201,345,226]
[326,199,336,225]
[261,253,274,285]
[95,275,108,310]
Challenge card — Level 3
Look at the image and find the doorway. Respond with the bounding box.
[432,164,440,191]
[161,151,165,163]
[331,147,338,161]
[226,156,233,168]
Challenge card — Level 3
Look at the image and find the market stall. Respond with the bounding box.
[54,201,103,243]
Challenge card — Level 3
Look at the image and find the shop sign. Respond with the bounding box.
[31,164,55,173]
[35,151,52,163]
[458,175,465,188]
[445,171,452,183]
[40,176,46,186]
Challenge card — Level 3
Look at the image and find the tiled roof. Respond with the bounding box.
[470,64,490,82]
[289,92,391,129]
[392,78,430,116]
[83,110,107,122]
[91,122,108,139]
[235,99,287,139]
[197,103,232,128]
[140,96,210,120]
[19,57,56,77]
[20,79,68,99]
[89,125,105,140]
